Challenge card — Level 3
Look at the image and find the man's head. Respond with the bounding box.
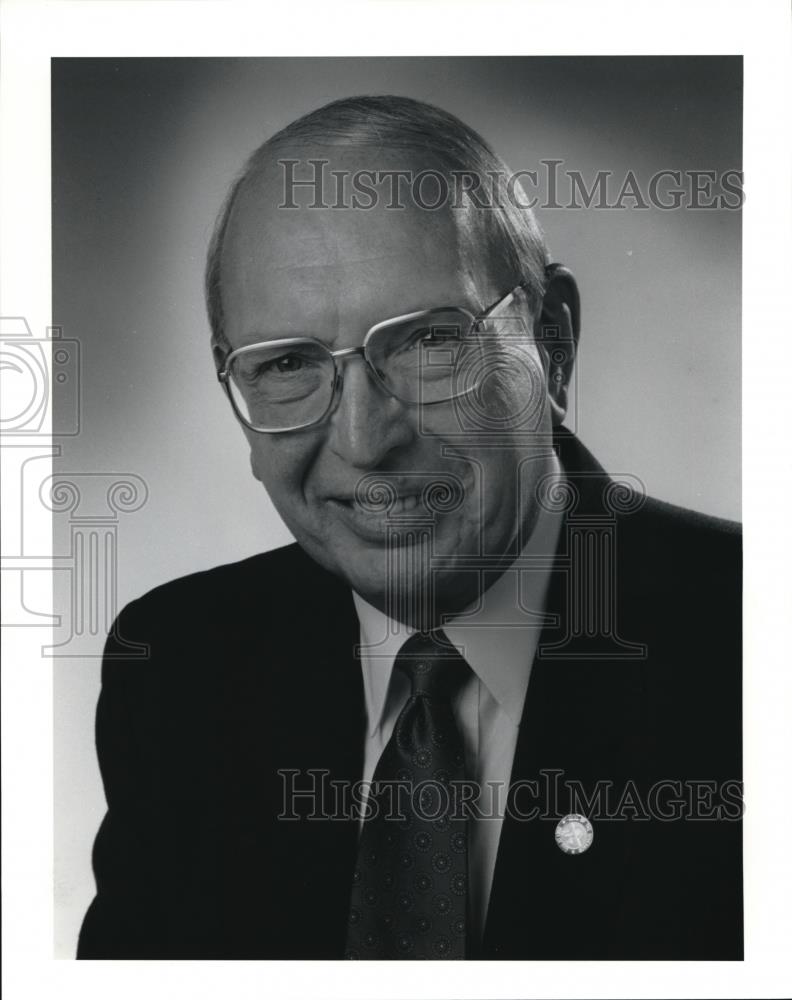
[206,96,578,625]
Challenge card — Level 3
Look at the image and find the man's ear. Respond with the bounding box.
[213,338,264,484]
[537,263,580,426]
[211,340,226,373]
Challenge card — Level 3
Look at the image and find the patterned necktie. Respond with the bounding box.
[345,630,469,959]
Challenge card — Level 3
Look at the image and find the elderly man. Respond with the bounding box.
[78,96,742,960]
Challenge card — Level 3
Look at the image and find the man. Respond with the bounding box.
[77,95,742,960]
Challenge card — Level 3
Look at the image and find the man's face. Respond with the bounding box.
[219,147,556,623]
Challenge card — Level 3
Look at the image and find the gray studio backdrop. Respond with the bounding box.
[52,56,741,955]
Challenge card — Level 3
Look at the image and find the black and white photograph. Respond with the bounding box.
[2,2,791,999]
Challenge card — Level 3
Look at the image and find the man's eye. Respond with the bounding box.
[405,328,432,350]
[262,354,306,375]
[411,325,463,346]
[404,326,459,350]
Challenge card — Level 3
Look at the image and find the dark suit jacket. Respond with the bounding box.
[77,430,742,959]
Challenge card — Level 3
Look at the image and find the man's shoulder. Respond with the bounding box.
[557,428,741,571]
[631,492,740,546]
[127,542,335,615]
[623,493,741,582]
[107,542,350,662]
[635,493,740,537]
[558,427,741,658]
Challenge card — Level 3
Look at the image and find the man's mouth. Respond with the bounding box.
[325,490,441,543]
[332,492,424,515]
[323,471,470,542]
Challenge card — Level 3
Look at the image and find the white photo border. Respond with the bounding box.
[2,1,791,998]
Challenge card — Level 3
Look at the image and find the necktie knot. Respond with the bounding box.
[394,630,467,699]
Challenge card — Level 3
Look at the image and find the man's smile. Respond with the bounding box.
[324,489,456,543]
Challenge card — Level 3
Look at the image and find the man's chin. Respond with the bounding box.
[295,533,386,592]
[302,543,424,620]
[293,521,478,623]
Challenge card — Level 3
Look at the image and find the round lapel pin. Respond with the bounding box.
[555,813,594,854]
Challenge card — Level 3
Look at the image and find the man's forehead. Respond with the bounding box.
[222,143,465,275]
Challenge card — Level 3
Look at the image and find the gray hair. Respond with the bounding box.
[205,94,550,353]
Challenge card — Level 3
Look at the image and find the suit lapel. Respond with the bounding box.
[481,436,648,959]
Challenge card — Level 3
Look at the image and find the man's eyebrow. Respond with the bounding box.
[236,297,481,346]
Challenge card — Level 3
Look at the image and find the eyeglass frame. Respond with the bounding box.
[216,280,531,434]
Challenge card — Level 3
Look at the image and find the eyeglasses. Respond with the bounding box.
[217,283,526,433]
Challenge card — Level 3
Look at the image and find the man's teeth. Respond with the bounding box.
[352,493,422,514]
[389,493,421,513]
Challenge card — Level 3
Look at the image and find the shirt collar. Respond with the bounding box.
[353,453,564,735]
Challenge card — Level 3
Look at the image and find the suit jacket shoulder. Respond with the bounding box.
[79,543,365,959]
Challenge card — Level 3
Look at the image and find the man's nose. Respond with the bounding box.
[326,358,414,469]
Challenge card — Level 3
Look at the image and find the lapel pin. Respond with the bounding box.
[555,813,594,854]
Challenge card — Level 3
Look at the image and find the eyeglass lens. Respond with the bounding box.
[226,309,485,431]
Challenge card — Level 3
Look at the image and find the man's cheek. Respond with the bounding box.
[414,401,467,439]
[250,439,308,492]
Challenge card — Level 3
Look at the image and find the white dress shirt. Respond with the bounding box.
[352,454,563,942]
